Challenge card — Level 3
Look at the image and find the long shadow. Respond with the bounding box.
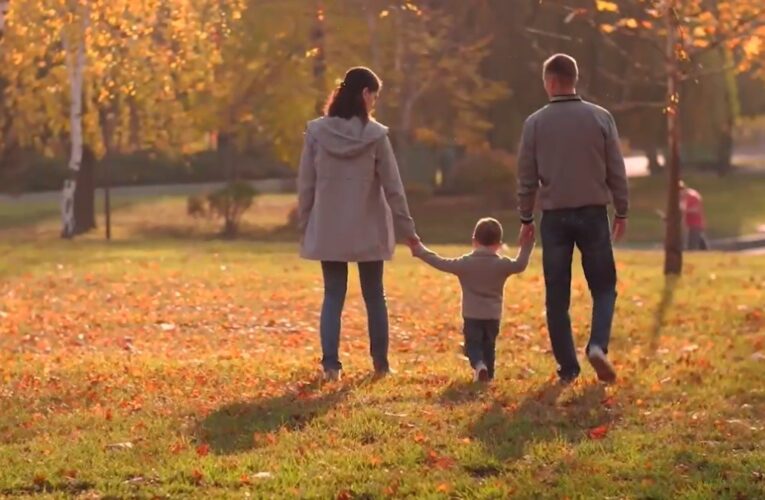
[468,381,612,462]
[197,375,365,455]
[439,379,490,406]
[649,276,680,354]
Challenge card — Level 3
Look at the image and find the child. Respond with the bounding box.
[409,218,534,382]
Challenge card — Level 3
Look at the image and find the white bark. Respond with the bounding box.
[60,8,87,238]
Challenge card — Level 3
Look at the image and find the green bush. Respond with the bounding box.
[440,149,516,207]
[186,194,208,219]
[187,181,258,238]
[2,149,293,194]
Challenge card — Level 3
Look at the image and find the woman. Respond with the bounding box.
[297,66,418,381]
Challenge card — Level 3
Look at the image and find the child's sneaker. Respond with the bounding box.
[323,369,341,382]
[587,346,616,383]
[474,362,490,382]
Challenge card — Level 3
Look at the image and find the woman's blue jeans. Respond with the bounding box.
[320,261,389,372]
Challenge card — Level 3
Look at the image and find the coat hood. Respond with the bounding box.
[306,116,389,158]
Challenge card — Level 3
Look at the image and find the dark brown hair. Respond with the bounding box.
[324,66,382,121]
[473,218,503,246]
[543,53,579,87]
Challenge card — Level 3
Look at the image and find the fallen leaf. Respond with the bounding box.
[190,469,204,485]
[196,443,210,456]
[588,425,609,440]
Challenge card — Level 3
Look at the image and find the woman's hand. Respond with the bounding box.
[407,235,422,256]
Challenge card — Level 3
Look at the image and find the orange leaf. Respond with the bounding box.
[436,482,451,493]
[196,443,210,456]
[588,424,609,440]
[170,441,186,454]
[190,469,204,485]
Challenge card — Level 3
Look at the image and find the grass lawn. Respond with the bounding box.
[0,237,764,498]
[3,173,765,245]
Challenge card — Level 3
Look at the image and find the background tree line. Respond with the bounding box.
[0,0,763,243]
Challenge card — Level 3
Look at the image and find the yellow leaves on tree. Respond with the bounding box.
[595,1,619,13]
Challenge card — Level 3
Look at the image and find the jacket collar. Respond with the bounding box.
[550,94,582,103]
[471,247,500,257]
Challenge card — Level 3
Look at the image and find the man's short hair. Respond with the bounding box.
[543,53,579,86]
[473,218,503,246]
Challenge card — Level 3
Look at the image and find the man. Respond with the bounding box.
[517,54,629,384]
[679,181,709,251]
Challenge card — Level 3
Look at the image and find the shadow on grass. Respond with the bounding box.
[0,479,96,497]
[438,379,490,406]
[469,381,612,462]
[649,275,680,354]
[197,375,367,455]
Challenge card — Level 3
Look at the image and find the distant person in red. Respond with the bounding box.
[679,181,709,251]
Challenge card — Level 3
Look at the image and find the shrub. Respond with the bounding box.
[440,150,517,208]
[187,195,208,219]
[187,181,258,238]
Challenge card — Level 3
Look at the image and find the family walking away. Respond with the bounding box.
[297,53,630,385]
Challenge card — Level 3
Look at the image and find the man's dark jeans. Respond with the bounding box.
[463,318,500,379]
[540,206,617,380]
[320,261,389,372]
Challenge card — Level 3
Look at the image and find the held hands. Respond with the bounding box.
[407,235,423,256]
[518,223,535,247]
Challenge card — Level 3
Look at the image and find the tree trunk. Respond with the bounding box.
[397,97,415,179]
[647,146,662,175]
[73,146,96,235]
[392,5,412,178]
[364,0,382,71]
[0,1,8,39]
[218,132,236,184]
[664,3,683,276]
[99,105,116,240]
[61,21,87,239]
[128,96,140,151]
[312,0,327,116]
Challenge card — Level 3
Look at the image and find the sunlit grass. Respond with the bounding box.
[0,240,764,497]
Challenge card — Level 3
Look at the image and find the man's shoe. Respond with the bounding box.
[588,346,617,383]
[474,362,490,383]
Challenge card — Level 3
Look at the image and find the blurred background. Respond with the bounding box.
[1,0,764,248]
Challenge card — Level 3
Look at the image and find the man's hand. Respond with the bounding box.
[612,217,627,243]
[519,223,535,246]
